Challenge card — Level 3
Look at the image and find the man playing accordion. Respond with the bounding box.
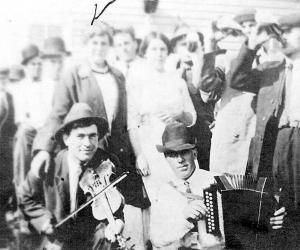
[150,122,286,250]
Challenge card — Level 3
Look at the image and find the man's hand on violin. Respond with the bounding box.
[270,207,287,230]
[105,219,124,242]
[41,219,55,236]
[183,199,208,221]
[136,154,151,176]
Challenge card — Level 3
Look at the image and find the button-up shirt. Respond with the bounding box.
[150,168,222,249]
[67,154,82,213]
[93,71,119,131]
[287,57,300,122]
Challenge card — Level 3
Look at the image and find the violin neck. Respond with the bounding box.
[102,191,117,226]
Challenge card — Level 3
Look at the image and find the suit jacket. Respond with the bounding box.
[229,43,286,178]
[32,61,149,208]
[20,148,124,242]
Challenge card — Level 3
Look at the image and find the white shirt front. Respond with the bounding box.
[16,78,55,129]
[67,154,82,213]
[287,57,300,122]
[93,72,119,131]
[150,167,222,249]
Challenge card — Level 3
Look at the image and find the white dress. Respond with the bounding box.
[127,64,196,201]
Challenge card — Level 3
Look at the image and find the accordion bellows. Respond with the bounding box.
[204,174,278,249]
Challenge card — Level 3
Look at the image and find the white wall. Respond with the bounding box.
[1,0,300,65]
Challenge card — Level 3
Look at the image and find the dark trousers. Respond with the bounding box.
[273,126,300,249]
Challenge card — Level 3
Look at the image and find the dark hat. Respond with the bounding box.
[41,37,71,58]
[234,8,256,25]
[21,44,40,65]
[54,103,108,143]
[0,67,9,77]
[278,13,300,30]
[9,65,25,81]
[156,123,196,153]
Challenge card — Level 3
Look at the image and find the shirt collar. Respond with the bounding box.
[67,153,83,176]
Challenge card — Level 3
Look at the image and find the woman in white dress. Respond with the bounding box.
[127,31,196,202]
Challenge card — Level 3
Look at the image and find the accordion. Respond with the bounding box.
[203,175,278,249]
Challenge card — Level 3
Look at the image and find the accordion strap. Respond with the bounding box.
[256,177,267,229]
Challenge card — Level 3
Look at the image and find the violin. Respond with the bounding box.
[41,160,132,250]
[79,159,134,250]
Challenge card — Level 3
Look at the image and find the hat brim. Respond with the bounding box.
[21,55,39,65]
[41,51,72,58]
[156,143,196,153]
[55,116,108,144]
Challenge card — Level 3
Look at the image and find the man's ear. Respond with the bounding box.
[62,134,69,147]
[192,148,198,159]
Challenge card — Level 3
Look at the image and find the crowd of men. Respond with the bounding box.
[0,7,300,250]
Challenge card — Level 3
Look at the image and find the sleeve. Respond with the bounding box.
[126,72,141,130]
[199,52,226,96]
[0,92,8,130]
[150,187,194,247]
[19,170,54,233]
[32,68,75,153]
[179,78,197,127]
[228,42,261,93]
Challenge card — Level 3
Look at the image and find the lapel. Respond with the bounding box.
[77,61,126,131]
[54,150,70,215]
[77,61,108,121]
[109,66,126,130]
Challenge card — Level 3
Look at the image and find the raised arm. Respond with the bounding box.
[228,43,261,93]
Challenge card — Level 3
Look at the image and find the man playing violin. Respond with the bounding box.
[150,122,286,250]
[20,103,125,250]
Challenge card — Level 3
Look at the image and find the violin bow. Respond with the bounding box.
[54,171,129,228]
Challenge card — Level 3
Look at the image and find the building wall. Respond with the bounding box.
[2,0,300,64]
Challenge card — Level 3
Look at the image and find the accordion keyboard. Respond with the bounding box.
[203,184,222,237]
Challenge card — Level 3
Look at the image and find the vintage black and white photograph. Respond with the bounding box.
[0,0,300,249]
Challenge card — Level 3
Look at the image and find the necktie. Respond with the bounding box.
[184,181,192,194]
[184,181,199,233]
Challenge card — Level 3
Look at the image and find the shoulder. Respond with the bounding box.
[89,148,121,168]
[108,65,125,81]
[195,169,216,188]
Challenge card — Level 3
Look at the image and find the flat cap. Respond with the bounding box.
[234,8,256,25]
[278,13,300,30]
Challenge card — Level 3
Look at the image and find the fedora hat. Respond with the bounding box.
[41,37,71,58]
[55,103,108,143]
[21,44,40,65]
[156,122,196,153]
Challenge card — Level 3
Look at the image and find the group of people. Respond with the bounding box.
[0,7,300,250]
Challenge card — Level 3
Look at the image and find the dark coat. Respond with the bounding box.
[185,51,224,170]
[229,43,286,178]
[186,82,214,171]
[20,148,124,248]
[32,61,149,208]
